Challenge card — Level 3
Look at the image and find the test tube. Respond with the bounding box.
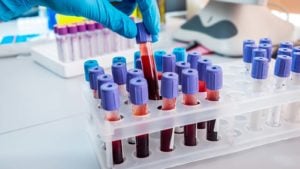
[206,66,223,141]
[243,44,257,74]
[187,52,201,69]
[136,22,160,100]
[173,47,186,62]
[278,48,292,57]
[97,74,113,99]
[111,62,127,97]
[243,39,255,48]
[84,60,99,81]
[259,38,272,45]
[95,22,105,55]
[197,58,212,92]
[89,66,105,99]
[56,26,72,63]
[129,77,150,158]
[67,24,81,61]
[134,51,141,69]
[293,46,300,53]
[259,43,272,62]
[252,48,267,59]
[136,59,142,70]
[175,61,191,90]
[154,50,167,79]
[100,82,124,164]
[160,72,178,152]
[266,55,292,127]
[112,56,127,64]
[248,57,269,131]
[280,41,293,49]
[162,54,176,73]
[77,23,90,59]
[103,27,113,53]
[86,21,98,57]
[182,69,199,146]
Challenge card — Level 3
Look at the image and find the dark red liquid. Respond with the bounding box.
[206,90,220,141]
[136,134,149,158]
[197,122,206,129]
[112,140,124,164]
[140,43,160,100]
[198,80,206,92]
[183,94,198,146]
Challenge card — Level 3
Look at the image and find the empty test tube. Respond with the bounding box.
[182,69,199,146]
[129,77,150,158]
[160,72,179,152]
[197,58,212,92]
[77,23,90,59]
[67,24,81,61]
[56,26,72,63]
[162,54,176,73]
[243,44,257,73]
[86,21,98,57]
[112,56,126,64]
[100,82,124,164]
[280,41,293,49]
[89,66,105,99]
[187,52,201,69]
[97,74,113,99]
[95,22,105,55]
[112,62,127,97]
[206,66,223,141]
[259,43,272,62]
[103,27,113,53]
[278,48,292,57]
[154,50,167,79]
[84,60,99,81]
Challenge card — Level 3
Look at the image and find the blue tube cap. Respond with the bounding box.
[134,51,141,68]
[136,22,152,44]
[173,47,186,62]
[293,46,300,53]
[206,66,223,90]
[243,39,255,47]
[243,44,257,63]
[112,56,126,64]
[259,43,272,61]
[280,41,293,49]
[97,74,114,97]
[112,62,127,85]
[89,66,105,90]
[161,72,179,99]
[197,58,212,81]
[154,50,167,72]
[251,57,269,79]
[274,55,292,78]
[182,69,198,94]
[292,52,300,73]
[259,38,272,45]
[126,69,144,92]
[84,60,99,81]
[129,77,149,105]
[187,51,201,69]
[176,61,191,85]
[100,83,120,111]
[162,54,176,73]
[278,48,292,57]
[252,48,267,59]
[136,58,142,70]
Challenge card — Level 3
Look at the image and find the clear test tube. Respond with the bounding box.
[280,41,294,49]
[77,23,90,59]
[248,57,269,131]
[154,50,167,79]
[206,66,223,141]
[86,21,98,57]
[259,43,272,62]
[182,69,199,146]
[173,47,186,62]
[243,44,257,74]
[187,51,201,70]
[162,54,176,73]
[103,27,113,53]
[84,60,99,82]
[88,66,105,99]
[100,82,124,164]
[129,77,150,158]
[56,26,72,63]
[95,22,105,55]
[160,72,178,152]
[67,24,81,61]
[111,62,127,97]
[97,74,113,100]
[267,55,292,127]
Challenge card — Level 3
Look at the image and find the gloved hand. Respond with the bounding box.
[0,0,160,40]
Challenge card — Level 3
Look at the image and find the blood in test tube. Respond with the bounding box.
[77,23,89,59]
[280,41,293,49]
[259,38,272,45]
[243,44,257,73]
[134,51,141,69]
[278,48,293,57]
[154,50,167,80]
[162,54,176,73]
[187,51,201,69]
[111,62,127,97]
[160,72,178,152]
[112,56,127,64]
[259,43,272,62]
[182,69,199,146]
[293,46,300,53]
[136,22,160,100]
[126,69,144,93]
[67,24,81,61]
[100,82,124,164]
[84,60,99,81]
[97,74,113,99]
[129,77,150,158]
[136,59,142,70]
[85,21,98,57]
[206,65,223,141]
[173,47,186,62]
[197,58,212,92]
[89,66,105,99]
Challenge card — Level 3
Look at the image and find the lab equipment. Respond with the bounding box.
[111,62,127,97]
[280,41,294,49]
[97,74,114,99]
[278,48,293,57]
[67,24,81,61]
[187,51,201,69]
[76,23,90,59]
[243,44,257,74]
[252,48,267,59]
[112,56,127,64]
[173,47,186,62]
[259,37,272,45]
[154,50,167,72]
[134,51,141,69]
[162,54,176,73]
[197,58,212,92]
[259,43,272,62]
[136,59,143,70]
[89,66,105,99]
[175,62,191,88]
[55,26,72,63]
[86,21,98,57]
[84,60,99,81]
[95,22,105,55]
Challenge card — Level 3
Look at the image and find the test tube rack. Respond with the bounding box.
[85,60,300,169]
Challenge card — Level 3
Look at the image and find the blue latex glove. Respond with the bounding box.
[0,0,160,40]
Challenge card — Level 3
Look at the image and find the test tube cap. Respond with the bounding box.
[134,51,141,68]
[136,22,152,44]
[54,25,58,34]
[259,43,272,61]
[136,59,142,70]
[243,44,257,63]
[89,66,105,90]
[100,82,120,111]
[187,51,201,69]
[176,61,191,85]
[126,69,144,92]
[154,50,167,72]
[112,62,127,85]
[274,55,292,78]
[206,66,223,90]
[57,26,68,35]
[292,52,300,73]
[112,56,127,64]
[86,21,96,31]
[251,57,269,79]
[173,47,186,62]
[97,74,114,97]
[197,58,213,81]
[129,77,149,105]
[280,41,293,49]
[162,54,176,73]
[243,39,255,47]
[95,22,104,30]
[293,46,300,53]
[259,38,272,45]
[77,23,87,32]
[161,72,179,99]
[278,48,293,57]
[182,68,199,94]
[84,60,99,81]
[67,24,78,34]
[252,48,267,59]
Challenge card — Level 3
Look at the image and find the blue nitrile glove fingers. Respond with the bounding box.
[0,0,37,21]
[137,0,160,36]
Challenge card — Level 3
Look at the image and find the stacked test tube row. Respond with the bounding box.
[54,21,135,63]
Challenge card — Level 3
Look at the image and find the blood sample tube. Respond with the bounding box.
[84,60,99,81]
[182,69,199,146]
[134,51,141,69]
[278,48,292,57]
[97,74,113,99]
[175,61,191,90]
[67,24,80,61]
[94,22,105,55]
[77,23,89,59]
[252,48,267,59]
[100,82,124,164]
[86,21,98,57]
[259,43,272,62]
[206,66,223,141]
[187,51,201,69]
[126,69,144,94]
[112,56,127,64]
[248,57,269,131]
[111,62,127,97]
[89,66,105,99]
[293,46,300,53]
[280,41,293,49]
[129,77,150,158]
[136,22,160,100]
[259,38,272,45]
[243,44,257,74]
[136,59,142,70]
[56,26,72,63]
[243,39,255,48]
[173,47,186,62]
[154,50,167,79]
[267,55,292,127]
[162,54,176,73]
[160,72,178,152]
[197,58,212,92]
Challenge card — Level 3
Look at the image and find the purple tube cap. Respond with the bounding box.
[243,39,255,47]
[206,66,223,91]
[251,57,269,79]
[89,66,105,90]
[280,41,293,49]
[136,22,152,44]
[259,38,272,45]
[67,24,78,34]
[97,74,114,90]
[86,21,96,31]
[100,83,120,111]
[95,22,104,30]
[162,54,176,73]
[197,58,212,81]
[293,46,300,53]
[278,48,293,57]
[187,51,201,69]
[136,59,142,70]
[76,23,87,32]
[112,62,127,85]
[126,69,144,92]
[252,48,267,58]
[243,44,257,63]
[176,61,191,85]
[161,72,179,99]
[57,26,68,35]
[274,55,292,77]
[292,52,300,73]
[182,69,198,94]
[129,77,149,105]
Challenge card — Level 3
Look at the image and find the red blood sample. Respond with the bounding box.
[198,80,206,92]
[197,122,206,129]
[158,72,163,80]
[206,89,220,141]
[183,94,198,106]
[183,94,198,146]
